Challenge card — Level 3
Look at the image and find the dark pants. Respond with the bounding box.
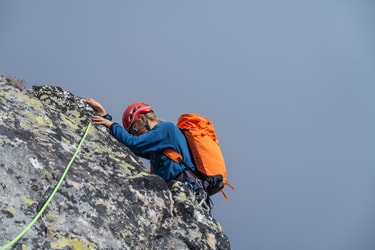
[175,169,203,192]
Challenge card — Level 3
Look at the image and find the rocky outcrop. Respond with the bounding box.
[0,74,230,250]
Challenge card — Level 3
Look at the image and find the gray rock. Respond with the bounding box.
[0,75,231,250]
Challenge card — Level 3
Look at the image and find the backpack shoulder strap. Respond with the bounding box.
[163,148,183,163]
[163,148,196,172]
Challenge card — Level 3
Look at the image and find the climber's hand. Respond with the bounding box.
[84,98,107,117]
[92,115,114,128]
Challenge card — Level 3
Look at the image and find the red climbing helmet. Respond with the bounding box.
[122,102,153,131]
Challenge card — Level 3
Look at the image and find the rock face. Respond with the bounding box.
[0,75,231,250]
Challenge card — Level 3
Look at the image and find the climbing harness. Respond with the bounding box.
[0,122,92,250]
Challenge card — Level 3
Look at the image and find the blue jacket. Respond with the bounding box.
[110,121,195,182]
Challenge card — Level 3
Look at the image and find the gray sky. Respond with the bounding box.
[1,1,375,249]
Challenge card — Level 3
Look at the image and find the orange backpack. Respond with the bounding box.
[164,113,234,199]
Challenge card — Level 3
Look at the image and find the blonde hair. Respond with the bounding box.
[145,111,162,123]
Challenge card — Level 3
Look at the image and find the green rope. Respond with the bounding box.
[1,122,92,250]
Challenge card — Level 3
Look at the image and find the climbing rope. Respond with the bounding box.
[0,122,92,250]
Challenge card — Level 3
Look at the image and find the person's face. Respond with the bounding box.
[129,115,148,136]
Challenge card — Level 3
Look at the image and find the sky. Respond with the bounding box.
[1,1,375,249]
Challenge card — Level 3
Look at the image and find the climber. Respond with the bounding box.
[84,98,208,208]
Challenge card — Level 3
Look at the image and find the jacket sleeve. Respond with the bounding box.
[110,122,177,154]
